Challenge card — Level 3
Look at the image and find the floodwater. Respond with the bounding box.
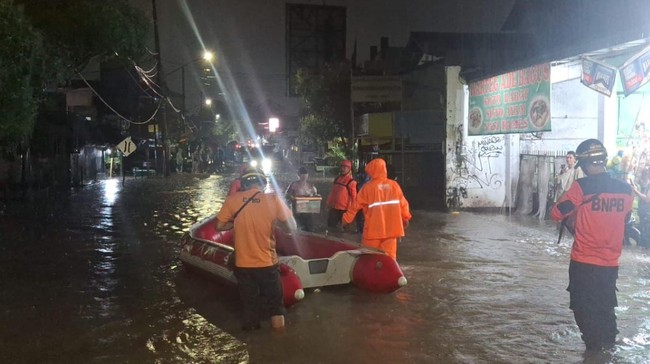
[1,173,649,364]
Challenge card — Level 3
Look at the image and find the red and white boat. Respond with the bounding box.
[180,216,408,307]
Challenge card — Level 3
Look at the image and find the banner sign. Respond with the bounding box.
[468,63,551,136]
[351,76,402,103]
[620,44,650,96]
[581,57,616,97]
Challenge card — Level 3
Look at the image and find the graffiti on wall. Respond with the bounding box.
[448,131,505,192]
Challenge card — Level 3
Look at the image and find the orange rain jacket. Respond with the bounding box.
[327,172,357,211]
[342,158,411,239]
[551,172,633,267]
[217,187,293,268]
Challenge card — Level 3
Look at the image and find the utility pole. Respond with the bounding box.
[152,0,170,176]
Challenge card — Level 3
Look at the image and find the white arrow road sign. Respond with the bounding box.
[116,137,136,157]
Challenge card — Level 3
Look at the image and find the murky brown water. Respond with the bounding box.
[1,173,649,363]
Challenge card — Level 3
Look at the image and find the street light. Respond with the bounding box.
[165,49,216,117]
[153,49,214,176]
[269,117,279,133]
[203,51,214,62]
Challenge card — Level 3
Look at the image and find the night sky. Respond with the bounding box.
[131,0,515,124]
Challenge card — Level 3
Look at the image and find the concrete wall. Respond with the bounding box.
[520,63,619,154]
[520,79,599,153]
[445,66,519,209]
[447,61,622,211]
[402,63,446,112]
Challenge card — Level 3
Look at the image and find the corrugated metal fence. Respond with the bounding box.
[517,151,569,220]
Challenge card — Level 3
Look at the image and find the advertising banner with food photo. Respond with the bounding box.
[468,63,551,136]
[620,44,650,96]
[581,57,616,97]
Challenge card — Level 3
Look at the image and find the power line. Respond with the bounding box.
[76,71,163,125]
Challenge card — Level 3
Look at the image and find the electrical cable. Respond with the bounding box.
[137,61,158,76]
[76,71,163,125]
[135,66,164,93]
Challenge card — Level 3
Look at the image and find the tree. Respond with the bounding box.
[0,1,43,149]
[0,0,150,150]
[212,118,239,147]
[293,61,352,158]
[18,0,149,76]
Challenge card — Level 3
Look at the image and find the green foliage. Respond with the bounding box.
[0,0,151,147]
[211,118,238,147]
[0,1,42,146]
[19,0,150,72]
[298,114,336,149]
[294,61,352,156]
[324,140,349,165]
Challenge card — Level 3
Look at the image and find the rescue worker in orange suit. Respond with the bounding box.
[326,160,357,230]
[342,158,411,260]
[551,139,633,351]
[216,167,297,331]
[227,164,249,196]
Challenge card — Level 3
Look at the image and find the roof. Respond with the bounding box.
[406,0,650,83]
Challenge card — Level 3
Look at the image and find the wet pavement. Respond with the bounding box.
[1,172,649,363]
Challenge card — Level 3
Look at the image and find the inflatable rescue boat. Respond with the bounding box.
[179,216,407,307]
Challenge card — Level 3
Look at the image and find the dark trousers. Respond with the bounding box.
[327,208,345,228]
[295,213,313,232]
[567,260,619,349]
[234,266,285,327]
[355,212,365,234]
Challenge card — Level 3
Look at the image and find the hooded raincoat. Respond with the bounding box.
[342,158,411,259]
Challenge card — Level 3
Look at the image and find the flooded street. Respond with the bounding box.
[1,173,649,363]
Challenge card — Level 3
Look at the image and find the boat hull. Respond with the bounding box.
[180,215,406,306]
[179,232,305,307]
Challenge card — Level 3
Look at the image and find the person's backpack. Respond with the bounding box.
[356,172,369,192]
[333,176,355,198]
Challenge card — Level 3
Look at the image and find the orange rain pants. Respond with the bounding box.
[362,237,398,260]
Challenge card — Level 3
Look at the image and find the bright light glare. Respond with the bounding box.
[203,51,214,62]
[102,179,119,206]
[262,158,272,173]
[269,117,279,132]
[205,98,212,106]
[249,158,272,174]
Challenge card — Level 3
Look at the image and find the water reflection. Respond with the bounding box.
[2,175,650,363]
[101,178,119,206]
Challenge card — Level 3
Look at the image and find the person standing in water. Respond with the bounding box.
[342,158,411,260]
[285,166,318,231]
[555,151,584,202]
[216,167,297,332]
[326,160,356,231]
[551,139,633,351]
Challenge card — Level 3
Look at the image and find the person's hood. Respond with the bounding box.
[366,158,387,180]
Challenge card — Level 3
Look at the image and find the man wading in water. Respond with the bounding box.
[551,139,633,352]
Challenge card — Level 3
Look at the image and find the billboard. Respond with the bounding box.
[620,44,650,96]
[285,4,346,96]
[468,63,551,136]
[581,57,617,97]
